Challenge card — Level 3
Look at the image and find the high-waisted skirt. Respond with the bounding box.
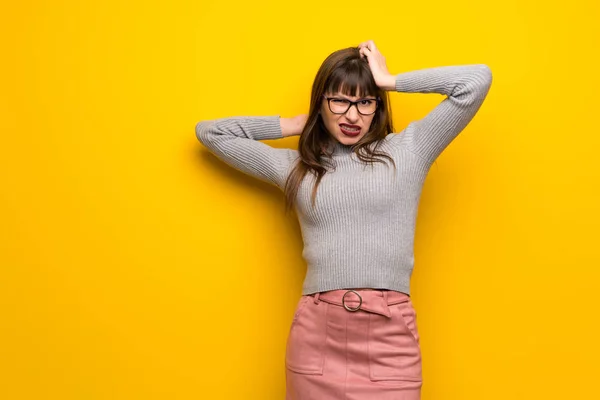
[285,289,422,400]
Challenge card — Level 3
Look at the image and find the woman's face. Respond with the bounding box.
[320,90,377,145]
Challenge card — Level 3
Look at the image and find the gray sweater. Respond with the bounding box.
[195,64,493,295]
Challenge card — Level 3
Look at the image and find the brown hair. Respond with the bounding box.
[282,46,397,213]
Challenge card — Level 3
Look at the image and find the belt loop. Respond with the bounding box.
[382,290,389,304]
[314,292,320,304]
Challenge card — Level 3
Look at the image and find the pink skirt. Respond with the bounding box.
[285,289,422,400]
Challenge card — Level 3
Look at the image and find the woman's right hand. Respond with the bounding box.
[281,114,308,137]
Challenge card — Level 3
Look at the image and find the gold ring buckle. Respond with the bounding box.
[342,290,362,312]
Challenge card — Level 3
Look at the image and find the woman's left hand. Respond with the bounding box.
[358,40,396,91]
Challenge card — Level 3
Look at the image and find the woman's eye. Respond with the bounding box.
[332,99,349,104]
[360,100,373,105]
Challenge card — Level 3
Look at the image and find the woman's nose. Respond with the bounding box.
[345,104,360,119]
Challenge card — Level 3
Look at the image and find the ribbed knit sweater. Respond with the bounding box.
[195,64,493,295]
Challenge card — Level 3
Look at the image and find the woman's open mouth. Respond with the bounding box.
[340,124,361,136]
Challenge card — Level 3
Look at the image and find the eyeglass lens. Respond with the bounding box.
[329,98,377,115]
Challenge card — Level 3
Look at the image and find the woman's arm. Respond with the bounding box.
[195,115,299,190]
[357,43,493,164]
[389,64,493,164]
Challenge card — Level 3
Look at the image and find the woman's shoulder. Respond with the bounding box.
[382,124,432,165]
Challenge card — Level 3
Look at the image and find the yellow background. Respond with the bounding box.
[1,1,599,399]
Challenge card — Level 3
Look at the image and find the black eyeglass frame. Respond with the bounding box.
[322,94,381,116]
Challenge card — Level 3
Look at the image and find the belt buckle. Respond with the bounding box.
[342,290,362,312]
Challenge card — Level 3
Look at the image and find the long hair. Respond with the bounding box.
[283,46,396,213]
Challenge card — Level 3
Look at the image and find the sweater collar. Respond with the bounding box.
[329,139,354,157]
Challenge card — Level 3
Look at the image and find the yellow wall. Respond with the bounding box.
[1,1,599,399]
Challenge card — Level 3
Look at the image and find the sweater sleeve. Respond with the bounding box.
[389,64,493,164]
[195,115,299,191]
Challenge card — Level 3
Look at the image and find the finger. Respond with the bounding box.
[360,47,371,62]
[368,40,376,51]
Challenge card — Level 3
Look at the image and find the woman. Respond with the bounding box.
[195,40,493,400]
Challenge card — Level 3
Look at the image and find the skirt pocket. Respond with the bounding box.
[285,295,328,375]
[367,300,422,382]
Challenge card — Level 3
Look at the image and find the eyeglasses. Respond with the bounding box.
[322,95,380,115]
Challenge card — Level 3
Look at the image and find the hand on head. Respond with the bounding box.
[357,40,394,90]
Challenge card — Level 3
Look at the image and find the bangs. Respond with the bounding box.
[326,63,378,98]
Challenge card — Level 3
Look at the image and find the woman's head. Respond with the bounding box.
[316,48,384,147]
[310,46,394,151]
[282,46,396,213]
